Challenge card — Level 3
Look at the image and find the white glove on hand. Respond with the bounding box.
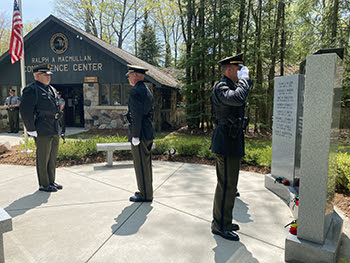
[239,66,249,79]
[132,137,140,146]
[27,131,38,137]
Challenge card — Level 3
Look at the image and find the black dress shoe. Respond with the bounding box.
[236,192,240,197]
[39,185,58,192]
[129,195,152,202]
[211,222,239,241]
[50,182,63,190]
[232,223,240,231]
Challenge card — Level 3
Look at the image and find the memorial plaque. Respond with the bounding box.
[271,74,304,183]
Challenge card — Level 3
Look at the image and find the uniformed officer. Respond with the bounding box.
[20,64,63,192]
[57,91,66,136]
[125,65,156,202]
[4,89,21,133]
[210,54,253,241]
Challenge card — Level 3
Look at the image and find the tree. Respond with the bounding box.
[0,12,10,54]
[137,13,162,66]
[53,0,144,48]
[149,0,182,67]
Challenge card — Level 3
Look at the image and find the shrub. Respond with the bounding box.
[172,138,202,156]
[153,139,169,155]
[198,139,215,159]
[244,142,272,167]
[332,152,350,191]
[18,136,36,158]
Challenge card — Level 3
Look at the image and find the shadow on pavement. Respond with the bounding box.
[213,235,259,263]
[111,203,153,236]
[4,191,50,218]
[233,198,253,224]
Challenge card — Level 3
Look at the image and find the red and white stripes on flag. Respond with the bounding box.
[9,0,24,64]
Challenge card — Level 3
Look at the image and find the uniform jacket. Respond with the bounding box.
[210,75,252,158]
[20,81,60,136]
[127,80,156,141]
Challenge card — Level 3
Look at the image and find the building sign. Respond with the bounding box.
[24,55,103,73]
[84,76,98,83]
[50,33,68,54]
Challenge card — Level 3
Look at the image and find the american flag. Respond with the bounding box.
[9,0,24,64]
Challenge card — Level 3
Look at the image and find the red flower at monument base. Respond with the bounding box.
[296,200,299,206]
[283,180,291,186]
[289,226,297,235]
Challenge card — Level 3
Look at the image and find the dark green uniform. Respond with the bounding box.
[211,75,252,231]
[20,81,60,188]
[4,95,20,133]
[127,80,156,200]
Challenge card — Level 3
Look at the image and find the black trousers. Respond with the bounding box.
[213,155,241,231]
[8,109,19,132]
[34,135,59,187]
[131,140,153,200]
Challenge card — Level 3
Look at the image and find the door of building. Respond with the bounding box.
[53,84,84,127]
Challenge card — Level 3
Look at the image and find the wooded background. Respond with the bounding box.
[1,0,349,130]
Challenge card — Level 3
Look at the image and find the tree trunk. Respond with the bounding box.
[331,0,339,46]
[237,0,245,53]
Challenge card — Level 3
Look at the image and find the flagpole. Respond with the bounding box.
[18,0,28,139]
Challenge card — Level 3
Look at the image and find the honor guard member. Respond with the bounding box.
[210,54,253,241]
[125,65,156,202]
[57,91,66,136]
[4,89,21,133]
[20,64,63,192]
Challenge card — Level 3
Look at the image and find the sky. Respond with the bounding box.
[1,0,54,24]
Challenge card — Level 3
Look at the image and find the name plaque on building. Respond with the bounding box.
[84,76,98,83]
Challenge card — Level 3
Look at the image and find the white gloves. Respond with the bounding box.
[132,137,140,146]
[238,66,249,79]
[27,131,38,137]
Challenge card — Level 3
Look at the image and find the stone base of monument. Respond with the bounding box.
[285,211,343,263]
[265,174,299,218]
[0,207,12,263]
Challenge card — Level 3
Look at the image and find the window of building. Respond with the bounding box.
[99,83,132,106]
[99,84,110,105]
[161,89,172,109]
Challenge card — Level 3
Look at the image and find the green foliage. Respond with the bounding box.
[243,140,272,167]
[330,152,350,192]
[18,137,36,158]
[197,139,215,159]
[137,13,162,66]
[153,139,170,155]
[172,138,202,156]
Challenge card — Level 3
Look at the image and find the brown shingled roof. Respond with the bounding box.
[57,16,180,89]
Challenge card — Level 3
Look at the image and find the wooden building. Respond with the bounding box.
[0,15,181,131]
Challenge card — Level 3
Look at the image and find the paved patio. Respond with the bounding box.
[0,130,349,262]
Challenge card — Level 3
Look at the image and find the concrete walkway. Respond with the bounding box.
[0,131,349,262]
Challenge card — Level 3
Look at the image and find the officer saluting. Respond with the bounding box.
[125,65,156,202]
[20,64,63,192]
[210,54,253,241]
